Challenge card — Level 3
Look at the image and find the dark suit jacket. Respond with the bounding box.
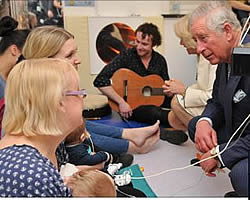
[201,63,250,169]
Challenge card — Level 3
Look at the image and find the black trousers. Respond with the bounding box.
[128,105,170,127]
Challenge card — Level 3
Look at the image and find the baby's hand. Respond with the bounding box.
[80,129,90,142]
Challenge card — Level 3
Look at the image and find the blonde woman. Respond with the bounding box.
[21,25,150,197]
[162,15,217,132]
[0,58,82,197]
[22,26,160,156]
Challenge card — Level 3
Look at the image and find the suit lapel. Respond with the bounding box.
[224,76,241,139]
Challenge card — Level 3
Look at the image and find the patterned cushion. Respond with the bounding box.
[83,94,111,118]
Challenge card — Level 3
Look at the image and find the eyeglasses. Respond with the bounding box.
[65,89,87,98]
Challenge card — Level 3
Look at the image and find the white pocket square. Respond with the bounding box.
[233,89,247,103]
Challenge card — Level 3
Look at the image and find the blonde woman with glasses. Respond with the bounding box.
[21,25,153,197]
[0,58,81,197]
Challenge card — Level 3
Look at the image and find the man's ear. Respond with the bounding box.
[223,22,233,42]
[9,44,21,57]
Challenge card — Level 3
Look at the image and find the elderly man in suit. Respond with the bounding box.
[188,1,248,197]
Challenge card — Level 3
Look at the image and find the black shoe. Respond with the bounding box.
[224,191,239,197]
[160,128,188,145]
[113,153,134,168]
[190,158,200,166]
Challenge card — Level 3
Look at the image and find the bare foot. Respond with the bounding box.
[136,129,160,154]
[123,120,160,147]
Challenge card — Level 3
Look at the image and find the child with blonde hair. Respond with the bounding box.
[67,169,116,197]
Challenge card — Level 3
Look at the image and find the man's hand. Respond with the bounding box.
[118,101,133,118]
[98,86,132,118]
[195,120,217,153]
[200,151,218,177]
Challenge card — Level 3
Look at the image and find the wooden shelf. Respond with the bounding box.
[161,14,185,18]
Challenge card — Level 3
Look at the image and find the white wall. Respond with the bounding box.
[64,1,170,17]
[96,1,167,17]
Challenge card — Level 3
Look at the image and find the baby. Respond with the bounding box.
[65,123,113,166]
[61,163,116,197]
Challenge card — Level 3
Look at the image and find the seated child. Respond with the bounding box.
[65,123,114,166]
[64,125,146,197]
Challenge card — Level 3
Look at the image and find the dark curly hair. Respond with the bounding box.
[135,23,161,47]
[0,16,30,55]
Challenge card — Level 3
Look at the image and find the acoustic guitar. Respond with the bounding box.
[109,68,165,112]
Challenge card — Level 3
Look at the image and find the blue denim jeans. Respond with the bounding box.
[86,120,129,154]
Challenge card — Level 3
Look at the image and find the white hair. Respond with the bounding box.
[190,1,241,33]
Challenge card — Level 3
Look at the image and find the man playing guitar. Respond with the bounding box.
[94,23,187,144]
[94,23,187,145]
[94,23,171,122]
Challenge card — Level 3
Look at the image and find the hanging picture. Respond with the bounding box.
[88,16,143,74]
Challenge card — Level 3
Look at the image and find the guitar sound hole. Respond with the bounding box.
[142,86,152,97]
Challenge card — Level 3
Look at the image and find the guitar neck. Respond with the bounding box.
[151,88,164,96]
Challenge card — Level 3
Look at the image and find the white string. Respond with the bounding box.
[240,16,250,41]
[218,114,250,154]
[89,135,95,153]
[131,114,250,180]
[116,187,135,198]
[239,15,250,45]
